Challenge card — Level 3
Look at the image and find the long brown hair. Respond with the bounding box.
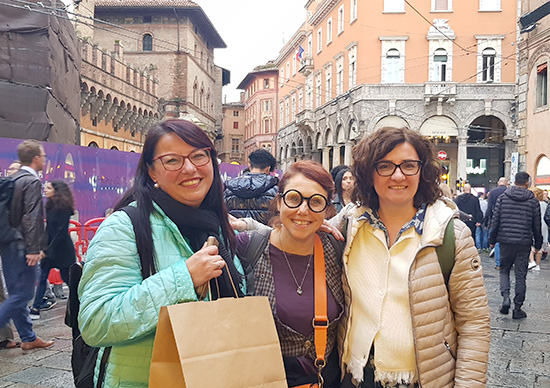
[352,126,441,209]
[46,180,75,213]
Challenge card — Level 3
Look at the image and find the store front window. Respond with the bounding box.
[535,156,550,190]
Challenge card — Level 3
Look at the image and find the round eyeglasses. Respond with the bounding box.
[374,160,422,177]
[280,189,328,213]
[153,148,211,171]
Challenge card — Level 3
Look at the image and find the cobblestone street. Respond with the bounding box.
[0,251,549,387]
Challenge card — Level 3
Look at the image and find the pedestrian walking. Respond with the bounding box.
[454,183,483,238]
[29,180,76,319]
[528,187,547,271]
[489,171,542,319]
[0,140,54,350]
[0,160,22,350]
[486,177,509,269]
[476,192,489,250]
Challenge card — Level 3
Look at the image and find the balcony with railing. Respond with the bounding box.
[295,108,315,131]
[424,81,457,104]
[299,56,314,77]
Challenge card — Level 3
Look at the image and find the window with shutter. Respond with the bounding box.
[537,63,548,108]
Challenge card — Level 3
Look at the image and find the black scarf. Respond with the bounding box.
[152,189,244,299]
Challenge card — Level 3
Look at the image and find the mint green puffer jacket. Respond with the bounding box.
[78,203,244,388]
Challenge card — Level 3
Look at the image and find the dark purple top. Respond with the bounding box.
[236,232,341,336]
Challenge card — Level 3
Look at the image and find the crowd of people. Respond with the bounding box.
[0,120,544,388]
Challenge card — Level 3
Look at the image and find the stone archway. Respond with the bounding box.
[420,116,459,186]
[373,115,409,132]
[467,115,506,190]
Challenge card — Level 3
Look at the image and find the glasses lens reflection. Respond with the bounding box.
[281,190,327,213]
[158,149,210,171]
[375,160,421,177]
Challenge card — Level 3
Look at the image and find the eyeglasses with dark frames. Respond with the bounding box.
[374,160,422,177]
[280,189,328,213]
[153,148,211,171]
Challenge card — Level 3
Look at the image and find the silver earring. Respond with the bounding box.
[154,182,159,188]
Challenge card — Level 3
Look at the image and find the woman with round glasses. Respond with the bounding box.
[78,119,245,388]
[235,160,345,388]
[338,127,490,388]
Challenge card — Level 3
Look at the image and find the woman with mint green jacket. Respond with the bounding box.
[78,119,245,388]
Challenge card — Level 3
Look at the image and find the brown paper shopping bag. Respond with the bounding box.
[149,296,287,388]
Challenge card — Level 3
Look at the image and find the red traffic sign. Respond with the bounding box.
[438,150,447,160]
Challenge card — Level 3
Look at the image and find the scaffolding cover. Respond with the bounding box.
[0,0,81,143]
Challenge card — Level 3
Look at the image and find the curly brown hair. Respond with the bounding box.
[352,126,441,209]
[46,180,75,213]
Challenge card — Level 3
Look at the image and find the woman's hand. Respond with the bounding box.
[229,214,247,232]
[319,219,345,241]
[186,242,226,287]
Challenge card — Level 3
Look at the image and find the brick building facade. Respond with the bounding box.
[80,40,160,152]
[517,0,550,190]
[272,0,517,192]
[216,102,245,164]
[89,0,227,139]
[237,66,279,162]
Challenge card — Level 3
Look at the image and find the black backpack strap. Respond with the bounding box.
[97,347,111,388]
[120,206,153,279]
[435,218,456,287]
[241,228,271,296]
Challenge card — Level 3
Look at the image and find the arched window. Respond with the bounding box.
[88,141,99,148]
[482,47,496,82]
[110,146,119,151]
[193,83,198,106]
[143,34,153,51]
[434,48,448,81]
[384,48,400,83]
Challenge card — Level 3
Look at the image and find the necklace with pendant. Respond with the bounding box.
[279,233,312,295]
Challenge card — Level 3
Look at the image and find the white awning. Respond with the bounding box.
[373,116,409,131]
[419,116,458,137]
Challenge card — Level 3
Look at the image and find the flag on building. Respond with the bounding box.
[296,45,304,61]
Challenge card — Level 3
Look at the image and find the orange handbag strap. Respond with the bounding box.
[313,233,327,388]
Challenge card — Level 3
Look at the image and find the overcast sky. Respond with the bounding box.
[197,1,306,103]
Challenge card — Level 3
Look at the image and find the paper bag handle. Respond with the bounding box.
[197,236,239,300]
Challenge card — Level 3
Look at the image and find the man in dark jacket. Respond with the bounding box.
[485,177,508,227]
[0,140,54,350]
[489,172,542,320]
[485,177,508,268]
[454,183,483,237]
[224,149,278,224]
